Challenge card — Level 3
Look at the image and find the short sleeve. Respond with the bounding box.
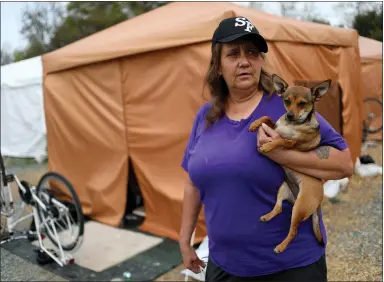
[181,103,210,172]
[317,113,348,151]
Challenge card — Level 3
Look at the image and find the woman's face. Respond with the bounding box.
[219,40,264,92]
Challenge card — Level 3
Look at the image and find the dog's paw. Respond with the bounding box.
[259,143,273,153]
[274,244,286,254]
[249,122,261,132]
[259,216,270,222]
[258,146,266,154]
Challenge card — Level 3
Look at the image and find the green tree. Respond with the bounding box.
[50,2,131,49]
[279,2,299,18]
[15,1,168,61]
[13,50,26,62]
[13,2,65,61]
[335,2,382,28]
[1,44,14,66]
[353,8,383,41]
[300,3,331,25]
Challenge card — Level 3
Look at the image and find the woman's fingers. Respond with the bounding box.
[258,126,273,147]
[181,246,205,274]
[195,257,206,268]
[189,263,201,273]
[192,258,205,273]
[261,123,280,139]
[188,259,205,273]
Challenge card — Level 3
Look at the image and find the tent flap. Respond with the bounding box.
[120,43,211,241]
[43,60,128,226]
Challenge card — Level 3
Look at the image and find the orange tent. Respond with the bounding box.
[42,2,363,243]
[358,36,382,141]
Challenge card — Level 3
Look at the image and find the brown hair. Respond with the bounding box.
[204,43,274,127]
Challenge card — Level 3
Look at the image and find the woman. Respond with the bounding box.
[179,17,353,281]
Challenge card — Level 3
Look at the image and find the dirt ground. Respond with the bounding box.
[2,142,383,281]
[320,142,383,281]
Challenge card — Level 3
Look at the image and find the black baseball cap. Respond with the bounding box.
[212,16,268,53]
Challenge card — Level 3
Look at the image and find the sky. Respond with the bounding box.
[1,1,348,51]
[1,2,29,50]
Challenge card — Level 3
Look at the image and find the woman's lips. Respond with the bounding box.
[237,73,252,77]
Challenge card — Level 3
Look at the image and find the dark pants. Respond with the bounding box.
[205,255,327,282]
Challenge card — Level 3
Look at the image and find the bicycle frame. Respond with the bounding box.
[1,172,75,267]
[1,175,15,217]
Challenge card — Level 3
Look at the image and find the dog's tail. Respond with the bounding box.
[312,206,324,244]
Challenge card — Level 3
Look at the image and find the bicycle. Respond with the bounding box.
[362,97,383,143]
[0,151,85,266]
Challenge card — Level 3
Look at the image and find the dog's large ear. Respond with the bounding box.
[272,74,289,96]
[311,79,331,101]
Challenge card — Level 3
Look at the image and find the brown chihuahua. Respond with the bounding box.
[249,74,331,254]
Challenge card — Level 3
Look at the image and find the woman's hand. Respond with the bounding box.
[180,243,206,274]
[257,123,281,148]
[256,123,353,180]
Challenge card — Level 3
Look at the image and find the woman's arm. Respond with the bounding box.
[266,146,353,180]
[179,176,202,246]
[258,123,354,180]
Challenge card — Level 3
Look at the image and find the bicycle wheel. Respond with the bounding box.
[363,97,383,134]
[0,152,6,188]
[0,152,8,213]
[0,152,6,215]
[0,152,17,219]
[36,171,84,251]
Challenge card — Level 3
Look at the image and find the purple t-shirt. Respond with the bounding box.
[182,92,348,277]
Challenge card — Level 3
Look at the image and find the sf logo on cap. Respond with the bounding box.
[235,17,254,32]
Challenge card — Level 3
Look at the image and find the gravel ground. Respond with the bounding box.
[321,142,383,281]
[0,248,67,281]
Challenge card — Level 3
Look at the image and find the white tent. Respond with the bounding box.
[1,56,47,162]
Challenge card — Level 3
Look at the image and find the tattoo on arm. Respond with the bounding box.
[315,146,330,159]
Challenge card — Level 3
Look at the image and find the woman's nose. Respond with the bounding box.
[238,58,250,68]
[238,53,250,67]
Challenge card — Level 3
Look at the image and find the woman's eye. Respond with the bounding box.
[247,50,260,56]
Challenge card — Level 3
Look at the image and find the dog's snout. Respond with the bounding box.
[287,112,294,120]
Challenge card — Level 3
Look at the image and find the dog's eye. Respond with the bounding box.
[284,99,291,105]
[298,102,306,107]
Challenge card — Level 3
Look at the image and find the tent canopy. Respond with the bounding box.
[42,2,358,75]
[1,56,46,161]
[42,2,363,242]
[2,56,42,88]
[359,36,383,60]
